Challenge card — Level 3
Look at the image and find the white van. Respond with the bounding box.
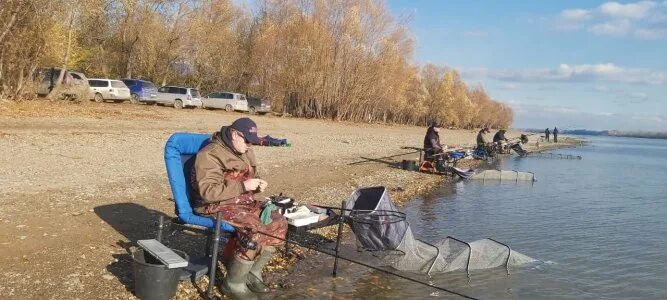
[203,92,249,112]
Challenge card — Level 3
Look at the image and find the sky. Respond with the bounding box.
[387,0,667,131]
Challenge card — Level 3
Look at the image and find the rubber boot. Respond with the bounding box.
[247,246,276,293]
[221,255,258,300]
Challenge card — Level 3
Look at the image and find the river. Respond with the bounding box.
[273,136,667,299]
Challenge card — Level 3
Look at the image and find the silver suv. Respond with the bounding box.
[156,86,202,109]
[88,79,131,103]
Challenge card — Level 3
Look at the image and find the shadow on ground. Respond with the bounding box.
[94,202,208,294]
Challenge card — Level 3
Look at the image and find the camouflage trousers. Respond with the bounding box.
[204,194,288,253]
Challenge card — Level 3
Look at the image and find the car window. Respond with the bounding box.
[142,81,156,89]
[167,87,178,94]
[224,93,234,99]
[88,80,108,87]
[179,88,187,94]
[208,93,218,98]
[71,73,83,80]
[158,87,169,93]
[190,89,200,97]
[239,95,247,100]
[111,81,126,88]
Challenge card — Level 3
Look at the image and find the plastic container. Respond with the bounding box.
[133,248,189,300]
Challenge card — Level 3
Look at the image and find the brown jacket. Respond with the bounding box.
[190,128,258,214]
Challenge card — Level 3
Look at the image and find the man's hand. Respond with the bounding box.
[243,178,269,192]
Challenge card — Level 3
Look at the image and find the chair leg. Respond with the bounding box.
[205,231,213,257]
[207,212,222,298]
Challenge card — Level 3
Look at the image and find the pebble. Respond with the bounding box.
[18,236,27,240]
[102,274,114,280]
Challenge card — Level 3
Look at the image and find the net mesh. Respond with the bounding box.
[346,187,537,275]
[470,170,536,181]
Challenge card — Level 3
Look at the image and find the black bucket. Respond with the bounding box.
[133,248,188,300]
[401,159,418,171]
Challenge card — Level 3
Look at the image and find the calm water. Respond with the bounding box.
[275,136,667,299]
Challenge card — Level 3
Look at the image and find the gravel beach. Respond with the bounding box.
[0,100,576,299]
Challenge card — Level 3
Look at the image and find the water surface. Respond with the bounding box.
[275,136,667,299]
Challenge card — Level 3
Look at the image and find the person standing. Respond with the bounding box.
[545,128,550,142]
[553,127,559,143]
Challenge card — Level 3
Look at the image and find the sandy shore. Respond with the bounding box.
[0,100,578,299]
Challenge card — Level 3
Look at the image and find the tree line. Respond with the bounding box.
[0,0,513,128]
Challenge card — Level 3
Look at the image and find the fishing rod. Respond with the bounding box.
[348,150,421,165]
[254,229,481,300]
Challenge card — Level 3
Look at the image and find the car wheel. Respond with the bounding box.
[249,106,256,114]
[225,104,233,112]
[94,93,104,103]
[130,94,139,104]
[174,100,183,109]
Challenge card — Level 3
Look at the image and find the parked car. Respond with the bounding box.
[121,79,158,104]
[36,67,89,100]
[247,97,272,115]
[88,79,131,103]
[155,86,202,109]
[203,92,248,112]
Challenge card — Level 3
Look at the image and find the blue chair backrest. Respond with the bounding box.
[164,132,235,232]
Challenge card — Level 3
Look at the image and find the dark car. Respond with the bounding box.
[247,97,272,115]
[121,79,158,104]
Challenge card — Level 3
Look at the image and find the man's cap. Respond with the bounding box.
[229,117,260,144]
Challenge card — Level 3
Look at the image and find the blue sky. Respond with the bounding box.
[387,0,667,131]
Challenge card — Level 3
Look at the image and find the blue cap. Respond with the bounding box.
[229,118,260,144]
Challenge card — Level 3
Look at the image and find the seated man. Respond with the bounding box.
[190,117,287,299]
[476,127,491,149]
[421,121,451,173]
[423,121,444,161]
[493,129,508,144]
[493,129,509,153]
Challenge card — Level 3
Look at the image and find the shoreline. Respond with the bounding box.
[0,101,581,299]
[254,136,583,298]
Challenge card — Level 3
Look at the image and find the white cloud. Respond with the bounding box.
[635,27,667,39]
[647,13,667,24]
[592,86,651,104]
[561,9,594,21]
[599,1,657,19]
[595,85,611,92]
[631,114,665,122]
[499,83,519,90]
[461,29,488,37]
[460,63,667,85]
[510,102,666,130]
[629,91,649,99]
[555,1,667,40]
[589,19,632,35]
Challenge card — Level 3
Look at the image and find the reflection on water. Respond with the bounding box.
[273,136,667,299]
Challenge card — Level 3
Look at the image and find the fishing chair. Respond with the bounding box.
[164,132,236,297]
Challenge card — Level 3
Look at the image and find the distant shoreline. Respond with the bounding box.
[520,129,667,140]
